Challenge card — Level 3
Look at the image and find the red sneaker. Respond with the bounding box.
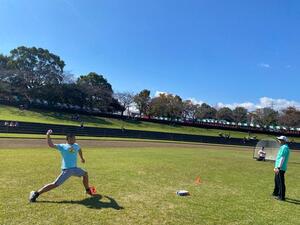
[86,186,97,196]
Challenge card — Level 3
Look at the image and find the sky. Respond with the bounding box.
[0,0,300,111]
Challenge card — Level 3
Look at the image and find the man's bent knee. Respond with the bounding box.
[51,182,59,188]
[52,182,59,187]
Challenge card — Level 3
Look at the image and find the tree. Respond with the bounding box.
[77,72,113,111]
[62,71,76,84]
[1,46,65,102]
[169,95,183,120]
[233,107,248,123]
[149,94,168,118]
[108,98,125,113]
[31,84,62,106]
[134,89,151,116]
[279,107,300,127]
[253,107,279,126]
[114,92,135,116]
[0,54,11,99]
[60,83,87,108]
[216,107,234,122]
[0,54,9,68]
[0,79,9,99]
[182,100,199,121]
[149,93,183,120]
[9,46,65,86]
[196,103,217,119]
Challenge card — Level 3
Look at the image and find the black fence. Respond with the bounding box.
[1,120,300,150]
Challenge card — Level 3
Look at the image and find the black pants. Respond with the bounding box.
[273,170,286,200]
[256,157,265,161]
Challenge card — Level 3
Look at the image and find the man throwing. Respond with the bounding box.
[29,129,93,202]
[272,136,290,201]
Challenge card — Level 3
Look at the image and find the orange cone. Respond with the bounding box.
[195,176,201,185]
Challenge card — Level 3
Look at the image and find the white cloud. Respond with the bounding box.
[188,98,204,105]
[154,91,169,97]
[216,97,300,111]
[258,63,271,68]
[216,102,257,111]
[258,97,300,110]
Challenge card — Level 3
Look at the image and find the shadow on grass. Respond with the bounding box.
[38,194,124,210]
[285,198,300,205]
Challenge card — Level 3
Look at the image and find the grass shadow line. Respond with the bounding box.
[285,198,300,205]
[37,194,124,210]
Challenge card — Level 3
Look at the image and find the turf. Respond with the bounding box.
[0,104,292,140]
[1,145,299,225]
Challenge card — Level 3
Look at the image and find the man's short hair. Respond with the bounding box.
[66,133,75,139]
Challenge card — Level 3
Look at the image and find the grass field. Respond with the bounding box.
[0,104,291,141]
[1,141,299,225]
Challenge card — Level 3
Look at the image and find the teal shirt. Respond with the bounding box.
[55,143,81,169]
[275,144,290,171]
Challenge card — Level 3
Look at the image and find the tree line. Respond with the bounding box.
[1,46,300,128]
[117,90,300,128]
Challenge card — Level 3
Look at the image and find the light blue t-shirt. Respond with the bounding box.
[275,144,290,171]
[55,143,81,169]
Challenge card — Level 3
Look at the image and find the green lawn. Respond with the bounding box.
[1,145,299,225]
[1,104,297,141]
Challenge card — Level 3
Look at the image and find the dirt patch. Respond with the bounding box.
[0,138,252,151]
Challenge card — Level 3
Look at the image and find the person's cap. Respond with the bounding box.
[277,136,288,142]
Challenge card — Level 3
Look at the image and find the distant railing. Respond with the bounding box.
[1,120,300,150]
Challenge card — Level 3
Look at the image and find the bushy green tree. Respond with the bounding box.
[134,89,151,116]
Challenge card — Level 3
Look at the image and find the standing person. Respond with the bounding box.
[29,129,93,202]
[272,136,290,201]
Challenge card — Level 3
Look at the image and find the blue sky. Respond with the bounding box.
[0,0,299,110]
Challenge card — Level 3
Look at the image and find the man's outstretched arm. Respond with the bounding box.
[78,149,85,163]
[46,129,56,148]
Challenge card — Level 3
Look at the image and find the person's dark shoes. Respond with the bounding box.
[275,197,285,201]
[86,188,93,196]
[29,191,39,202]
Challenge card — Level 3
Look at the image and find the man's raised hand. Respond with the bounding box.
[46,129,53,136]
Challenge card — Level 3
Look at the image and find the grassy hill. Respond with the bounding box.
[0,104,298,141]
